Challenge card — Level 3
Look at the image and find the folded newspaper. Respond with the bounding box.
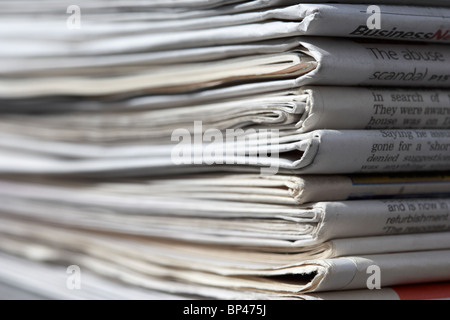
[2,172,449,205]
[1,129,450,175]
[3,38,450,99]
[1,87,449,141]
[3,3,450,60]
[1,250,449,300]
[89,173,450,205]
[0,219,449,298]
[1,178,449,247]
[1,0,450,301]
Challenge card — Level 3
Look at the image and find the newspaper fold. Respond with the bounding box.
[87,173,450,205]
[2,248,449,300]
[2,0,449,14]
[0,228,449,296]
[3,4,450,59]
[0,182,448,247]
[6,4,450,42]
[2,38,450,98]
[2,173,449,205]
[1,129,450,175]
[299,87,450,132]
[0,52,317,97]
[1,217,450,265]
[2,87,449,142]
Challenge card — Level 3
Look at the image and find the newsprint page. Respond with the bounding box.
[0,0,449,309]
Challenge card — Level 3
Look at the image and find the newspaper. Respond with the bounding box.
[3,0,449,13]
[0,52,317,98]
[4,172,448,206]
[303,283,450,300]
[0,91,307,141]
[0,181,448,247]
[2,38,450,111]
[1,217,449,265]
[0,224,449,296]
[2,87,449,142]
[278,129,450,174]
[1,0,450,301]
[0,239,296,300]
[299,87,450,132]
[1,129,450,175]
[0,38,302,75]
[0,252,193,300]
[88,173,450,205]
[4,4,450,42]
[2,249,449,300]
[295,38,450,88]
[3,3,450,60]
[2,37,450,99]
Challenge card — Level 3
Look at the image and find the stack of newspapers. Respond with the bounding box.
[1,0,450,300]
